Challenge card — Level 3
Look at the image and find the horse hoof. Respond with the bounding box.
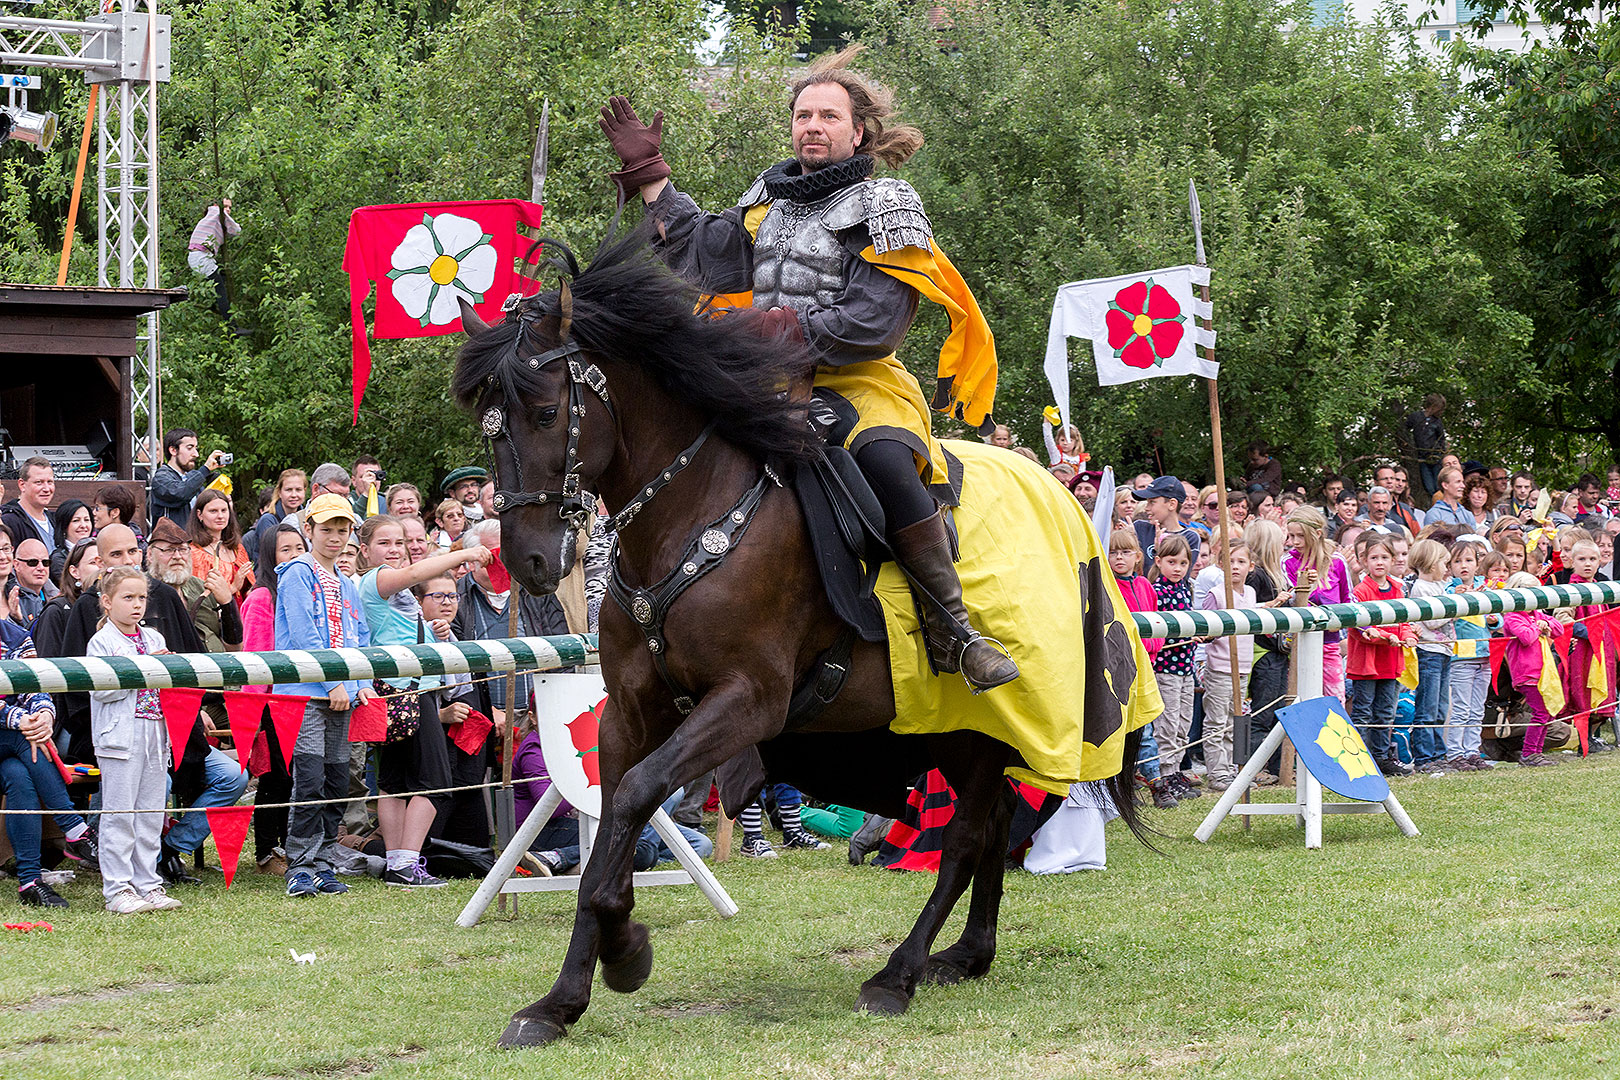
[920,958,969,986]
[601,941,654,994]
[497,1016,566,1050]
[855,984,911,1016]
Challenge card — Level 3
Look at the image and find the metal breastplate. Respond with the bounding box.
[752,196,846,313]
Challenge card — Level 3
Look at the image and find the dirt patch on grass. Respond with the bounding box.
[1570,1003,1614,1023]
[831,942,898,967]
[269,1045,424,1078]
[6,979,182,1014]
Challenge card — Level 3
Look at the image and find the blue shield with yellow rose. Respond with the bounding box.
[1276,696,1391,802]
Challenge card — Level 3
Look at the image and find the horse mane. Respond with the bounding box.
[453,223,820,464]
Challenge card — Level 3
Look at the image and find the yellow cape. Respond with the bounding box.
[875,439,1161,793]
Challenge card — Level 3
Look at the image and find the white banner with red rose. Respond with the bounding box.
[1043,265,1217,423]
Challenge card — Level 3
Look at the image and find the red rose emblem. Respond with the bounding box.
[1104,278,1186,369]
[565,696,605,787]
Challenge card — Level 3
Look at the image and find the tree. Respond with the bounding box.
[858,0,1560,486]
[1450,4,1620,460]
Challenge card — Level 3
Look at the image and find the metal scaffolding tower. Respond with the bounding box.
[0,3,170,471]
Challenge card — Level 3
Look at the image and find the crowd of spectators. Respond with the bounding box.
[994,398,1620,810]
[0,425,836,914]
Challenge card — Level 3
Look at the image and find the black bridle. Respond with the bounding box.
[479,287,614,533]
[478,287,713,537]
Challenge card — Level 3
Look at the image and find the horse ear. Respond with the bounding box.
[458,298,489,333]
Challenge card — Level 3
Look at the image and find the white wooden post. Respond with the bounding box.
[1295,630,1325,849]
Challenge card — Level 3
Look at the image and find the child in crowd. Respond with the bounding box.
[1198,541,1256,791]
[275,493,375,898]
[1149,534,1199,797]
[1042,411,1085,470]
[1407,539,1456,771]
[1501,571,1564,766]
[1347,534,1415,774]
[1284,507,1352,703]
[1446,541,1495,771]
[88,567,182,914]
[1110,529,1176,808]
[1479,550,1509,588]
[1560,539,1616,750]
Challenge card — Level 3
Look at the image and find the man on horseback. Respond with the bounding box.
[600,49,1018,692]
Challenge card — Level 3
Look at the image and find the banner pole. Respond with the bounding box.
[1190,181,1244,758]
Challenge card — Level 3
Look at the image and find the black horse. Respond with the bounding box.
[453,227,1144,1048]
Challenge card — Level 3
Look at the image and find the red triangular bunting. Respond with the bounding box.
[205,805,254,887]
[158,688,205,772]
[1489,635,1511,695]
[266,695,308,771]
[348,697,388,743]
[222,691,268,775]
[1574,711,1590,757]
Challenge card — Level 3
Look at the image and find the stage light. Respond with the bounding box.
[0,106,58,151]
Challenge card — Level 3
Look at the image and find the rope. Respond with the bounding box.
[0,774,552,817]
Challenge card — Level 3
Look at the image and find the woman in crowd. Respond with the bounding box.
[34,539,99,657]
[189,489,254,600]
[245,468,307,573]
[355,514,488,888]
[49,499,93,583]
[1284,506,1353,703]
[1246,489,1277,524]
[1462,476,1496,529]
[92,485,143,543]
[239,523,307,876]
[386,483,423,519]
[433,499,467,551]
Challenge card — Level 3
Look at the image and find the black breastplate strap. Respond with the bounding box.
[608,470,775,716]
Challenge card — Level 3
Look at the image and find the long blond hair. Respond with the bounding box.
[790,46,924,168]
[1286,505,1334,584]
[1245,519,1286,593]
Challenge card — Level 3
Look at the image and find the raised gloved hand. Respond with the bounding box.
[598,96,670,197]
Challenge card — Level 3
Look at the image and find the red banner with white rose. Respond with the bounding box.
[342,200,545,422]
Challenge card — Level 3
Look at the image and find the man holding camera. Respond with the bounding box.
[148,429,227,531]
[349,455,385,520]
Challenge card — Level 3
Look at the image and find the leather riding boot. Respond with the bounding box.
[890,509,1020,691]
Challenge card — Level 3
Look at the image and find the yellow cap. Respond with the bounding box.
[304,492,358,525]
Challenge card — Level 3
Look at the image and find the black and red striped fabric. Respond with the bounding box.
[872,771,1061,873]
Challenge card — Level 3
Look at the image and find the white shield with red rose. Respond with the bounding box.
[532,672,606,817]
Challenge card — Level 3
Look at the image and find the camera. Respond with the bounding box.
[218,452,234,467]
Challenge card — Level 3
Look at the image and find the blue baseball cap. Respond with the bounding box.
[1129,475,1186,503]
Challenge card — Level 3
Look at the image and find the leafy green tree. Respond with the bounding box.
[1449,3,1620,462]
[861,0,1552,486]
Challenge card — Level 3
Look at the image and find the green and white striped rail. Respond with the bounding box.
[0,582,1610,694]
[1131,582,1620,641]
[0,635,597,696]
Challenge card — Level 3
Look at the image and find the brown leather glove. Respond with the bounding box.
[599,96,670,197]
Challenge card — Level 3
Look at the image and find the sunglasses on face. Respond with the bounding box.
[16,558,46,567]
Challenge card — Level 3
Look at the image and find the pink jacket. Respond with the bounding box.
[1503,610,1560,690]
[238,586,275,693]
[1115,573,1162,659]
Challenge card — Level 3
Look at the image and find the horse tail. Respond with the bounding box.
[1103,724,1162,852]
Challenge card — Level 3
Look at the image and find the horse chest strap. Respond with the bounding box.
[608,471,774,716]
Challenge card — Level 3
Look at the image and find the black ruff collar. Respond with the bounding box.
[762,154,875,203]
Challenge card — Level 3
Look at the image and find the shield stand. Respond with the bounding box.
[1193,630,1420,848]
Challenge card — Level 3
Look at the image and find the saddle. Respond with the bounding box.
[794,389,890,645]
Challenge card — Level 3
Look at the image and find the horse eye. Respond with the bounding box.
[536,405,560,427]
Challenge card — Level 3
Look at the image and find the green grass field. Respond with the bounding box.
[5,752,1620,1080]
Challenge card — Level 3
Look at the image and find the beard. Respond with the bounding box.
[152,561,189,587]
